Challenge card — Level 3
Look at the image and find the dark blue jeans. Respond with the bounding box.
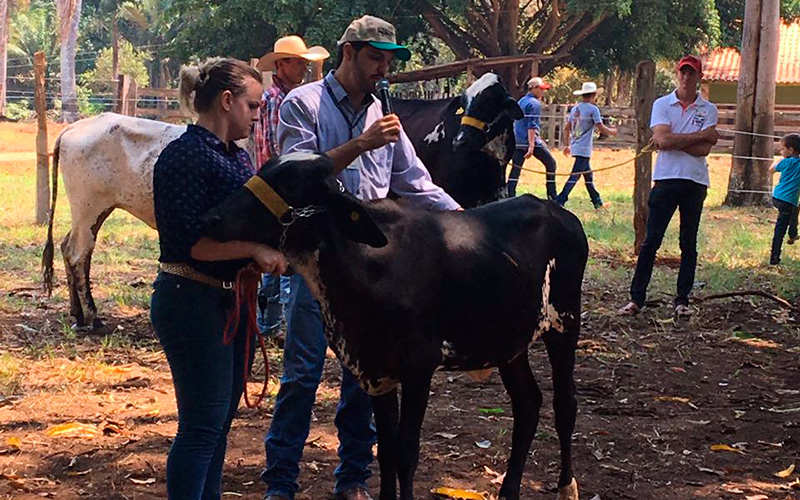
[262,274,375,499]
[507,145,557,199]
[258,274,291,335]
[151,272,253,500]
[556,156,602,207]
[771,197,799,263]
[630,179,707,307]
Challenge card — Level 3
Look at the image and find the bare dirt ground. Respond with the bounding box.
[1,268,799,500]
[1,121,799,499]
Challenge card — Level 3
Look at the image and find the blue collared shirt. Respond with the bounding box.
[514,93,545,149]
[277,71,459,211]
[153,124,254,281]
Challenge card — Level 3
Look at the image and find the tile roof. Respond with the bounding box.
[703,21,800,84]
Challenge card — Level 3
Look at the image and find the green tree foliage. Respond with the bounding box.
[80,37,151,91]
[716,0,800,47]
[8,0,58,74]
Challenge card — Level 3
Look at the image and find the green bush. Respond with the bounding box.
[4,99,32,121]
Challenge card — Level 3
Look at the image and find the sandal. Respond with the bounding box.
[617,301,641,316]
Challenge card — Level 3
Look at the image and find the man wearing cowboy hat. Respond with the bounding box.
[262,15,459,500]
[253,36,330,345]
[619,55,720,318]
[555,81,618,208]
[508,76,558,198]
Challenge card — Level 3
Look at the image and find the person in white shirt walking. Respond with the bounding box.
[618,55,720,318]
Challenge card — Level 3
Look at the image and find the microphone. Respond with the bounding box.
[376,79,393,116]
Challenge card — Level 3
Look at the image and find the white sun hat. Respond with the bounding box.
[573,81,604,96]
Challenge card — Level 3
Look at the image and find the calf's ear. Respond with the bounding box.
[505,97,524,119]
[330,194,388,248]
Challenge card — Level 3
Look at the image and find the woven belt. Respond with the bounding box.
[159,263,235,289]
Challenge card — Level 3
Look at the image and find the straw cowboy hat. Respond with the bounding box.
[257,35,330,71]
[573,81,604,96]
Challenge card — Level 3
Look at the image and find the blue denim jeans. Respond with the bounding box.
[507,145,557,199]
[556,156,603,207]
[771,197,799,264]
[257,274,291,335]
[150,272,253,500]
[262,274,376,499]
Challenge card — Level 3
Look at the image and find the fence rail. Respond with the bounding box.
[537,104,800,153]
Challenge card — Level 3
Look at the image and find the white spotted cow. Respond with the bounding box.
[42,113,186,331]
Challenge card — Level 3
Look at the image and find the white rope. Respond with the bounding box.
[717,128,783,140]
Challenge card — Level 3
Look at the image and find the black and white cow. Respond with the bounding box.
[394,73,522,208]
[203,151,588,500]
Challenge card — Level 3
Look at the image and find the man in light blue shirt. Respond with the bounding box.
[555,82,617,208]
[508,77,557,198]
[263,15,459,500]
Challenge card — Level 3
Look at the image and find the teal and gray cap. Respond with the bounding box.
[337,15,411,61]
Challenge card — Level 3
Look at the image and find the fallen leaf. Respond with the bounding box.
[654,396,691,404]
[45,422,99,439]
[430,487,488,499]
[475,440,491,449]
[490,473,505,486]
[775,463,795,478]
[697,466,725,476]
[710,444,745,454]
[434,432,459,440]
[66,469,92,477]
[745,495,768,500]
[129,477,156,485]
[588,495,601,500]
[478,408,504,415]
[6,437,21,450]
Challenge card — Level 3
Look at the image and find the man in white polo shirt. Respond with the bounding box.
[619,55,720,317]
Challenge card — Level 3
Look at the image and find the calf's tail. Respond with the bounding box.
[42,135,61,296]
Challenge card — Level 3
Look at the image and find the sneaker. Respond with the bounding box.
[788,236,797,245]
[617,301,641,316]
[675,304,693,318]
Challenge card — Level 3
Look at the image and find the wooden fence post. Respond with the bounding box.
[633,61,655,254]
[116,74,131,115]
[34,51,49,225]
[128,79,139,117]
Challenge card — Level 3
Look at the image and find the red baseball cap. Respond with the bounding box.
[677,55,702,73]
[527,77,552,90]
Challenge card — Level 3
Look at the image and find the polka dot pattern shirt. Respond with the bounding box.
[154,124,254,281]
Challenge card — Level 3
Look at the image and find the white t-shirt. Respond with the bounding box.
[650,92,718,186]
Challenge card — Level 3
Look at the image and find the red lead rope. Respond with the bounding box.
[223,265,269,409]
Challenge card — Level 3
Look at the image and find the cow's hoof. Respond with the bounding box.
[557,478,578,500]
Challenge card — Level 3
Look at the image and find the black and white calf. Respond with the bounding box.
[204,153,588,500]
[394,73,522,208]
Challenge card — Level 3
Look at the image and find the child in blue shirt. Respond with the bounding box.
[768,133,800,265]
[556,82,618,208]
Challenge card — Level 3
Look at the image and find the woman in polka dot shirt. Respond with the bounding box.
[151,58,288,500]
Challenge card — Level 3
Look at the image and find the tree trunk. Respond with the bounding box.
[0,0,8,117]
[634,61,655,254]
[59,0,82,122]
[725,0,761,206]
[750,0,779,205]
